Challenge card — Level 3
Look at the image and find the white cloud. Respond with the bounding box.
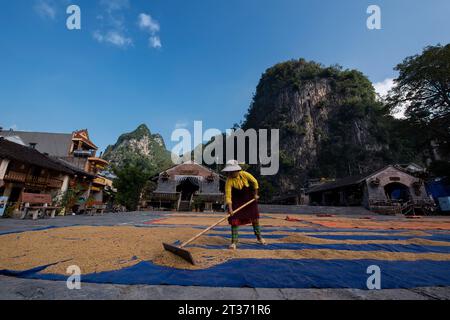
[94,0,133,49]
[93,30,133,48]
[93,31,106,43]
[138,13,160,33]
[373,78,395,99]
[149,36,162,49]
[106,31,132,47]
[373,78,406,119]
[138,13,162,49]
[100,0,129,13]
[98,0,129,30]
[34,0,56,20]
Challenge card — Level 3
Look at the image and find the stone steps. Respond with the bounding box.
[178,201,191,212]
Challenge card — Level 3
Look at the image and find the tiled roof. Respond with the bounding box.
[306,174,367,194]
[0,130,72,157]
[306,165,413,194]
[0,138,73,174]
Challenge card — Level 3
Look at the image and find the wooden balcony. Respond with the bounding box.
[4,171,26,182]
[93,177,107,186]
[26,176,48,185]
[4,171,63,189]
[47,178,64,188]
[88,157,109,169]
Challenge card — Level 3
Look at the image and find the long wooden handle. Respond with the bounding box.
[180,198,256,248]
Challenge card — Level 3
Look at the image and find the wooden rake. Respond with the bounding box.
[162,198,256,265]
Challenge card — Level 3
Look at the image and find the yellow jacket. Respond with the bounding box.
[225,171,259,205]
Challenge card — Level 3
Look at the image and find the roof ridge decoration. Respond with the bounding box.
[72,129,98,150]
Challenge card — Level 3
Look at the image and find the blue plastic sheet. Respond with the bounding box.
[191,242,450,253]
[0,226,57,236]
[427,180,450,198]
[311,234,450,242]
[4,259,450,289]
[2,221,450,289]
[208,233,286,239]
[206,232,450,242]
[190,226,408,233]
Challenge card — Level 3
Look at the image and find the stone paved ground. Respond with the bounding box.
[2,276,450,300]
[1,207,450,300]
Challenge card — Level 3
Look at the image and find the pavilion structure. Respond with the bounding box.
[150,161,224,212]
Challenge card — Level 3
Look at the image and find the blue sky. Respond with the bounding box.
[1,0,449,152]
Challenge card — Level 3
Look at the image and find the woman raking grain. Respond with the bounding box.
[222,160,267,250]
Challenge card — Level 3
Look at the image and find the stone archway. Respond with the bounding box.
[384,182,411,202]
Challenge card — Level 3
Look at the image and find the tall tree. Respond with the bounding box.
[387,44,450,157]
[113,159,153,211]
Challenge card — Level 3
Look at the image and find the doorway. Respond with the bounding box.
[384,182,411,202]
[176,177,200,201]
[9,186,23,203]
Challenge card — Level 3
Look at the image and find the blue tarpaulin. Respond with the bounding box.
[2,222,450,289]
[3,259,450,289]
[0,226,58,236]
[310,234,450,241]
[427,180,450,199]
[191,242,450,253]
[206,233,450,242]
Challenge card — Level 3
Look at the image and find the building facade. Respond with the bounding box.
[307,165,435,214]
[0,138,87,216]
[150,161,224,211]
[0,128,110,213]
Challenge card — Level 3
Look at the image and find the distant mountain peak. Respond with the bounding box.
[103,124,172,172]
[135,124,151,134]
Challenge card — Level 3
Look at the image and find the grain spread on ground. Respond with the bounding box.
[1,217,450,274]
[276,214,450,230]
[151,216,312,228]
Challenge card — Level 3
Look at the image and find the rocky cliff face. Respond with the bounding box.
[103,124,172,172]
[242,59,397,193]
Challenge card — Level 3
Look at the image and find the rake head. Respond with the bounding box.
[163,242,196,265]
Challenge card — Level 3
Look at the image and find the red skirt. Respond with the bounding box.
[228,186,260,226]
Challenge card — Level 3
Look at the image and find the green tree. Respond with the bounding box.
[113,159,154,211]
[387,44,450,156]
[58,183,85,213]
[429,160,450,178]
[258,177,276,203]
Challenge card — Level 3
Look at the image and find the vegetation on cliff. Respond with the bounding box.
[104,124,173,210]
[103,124,172,174]
[240,59,420,198]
